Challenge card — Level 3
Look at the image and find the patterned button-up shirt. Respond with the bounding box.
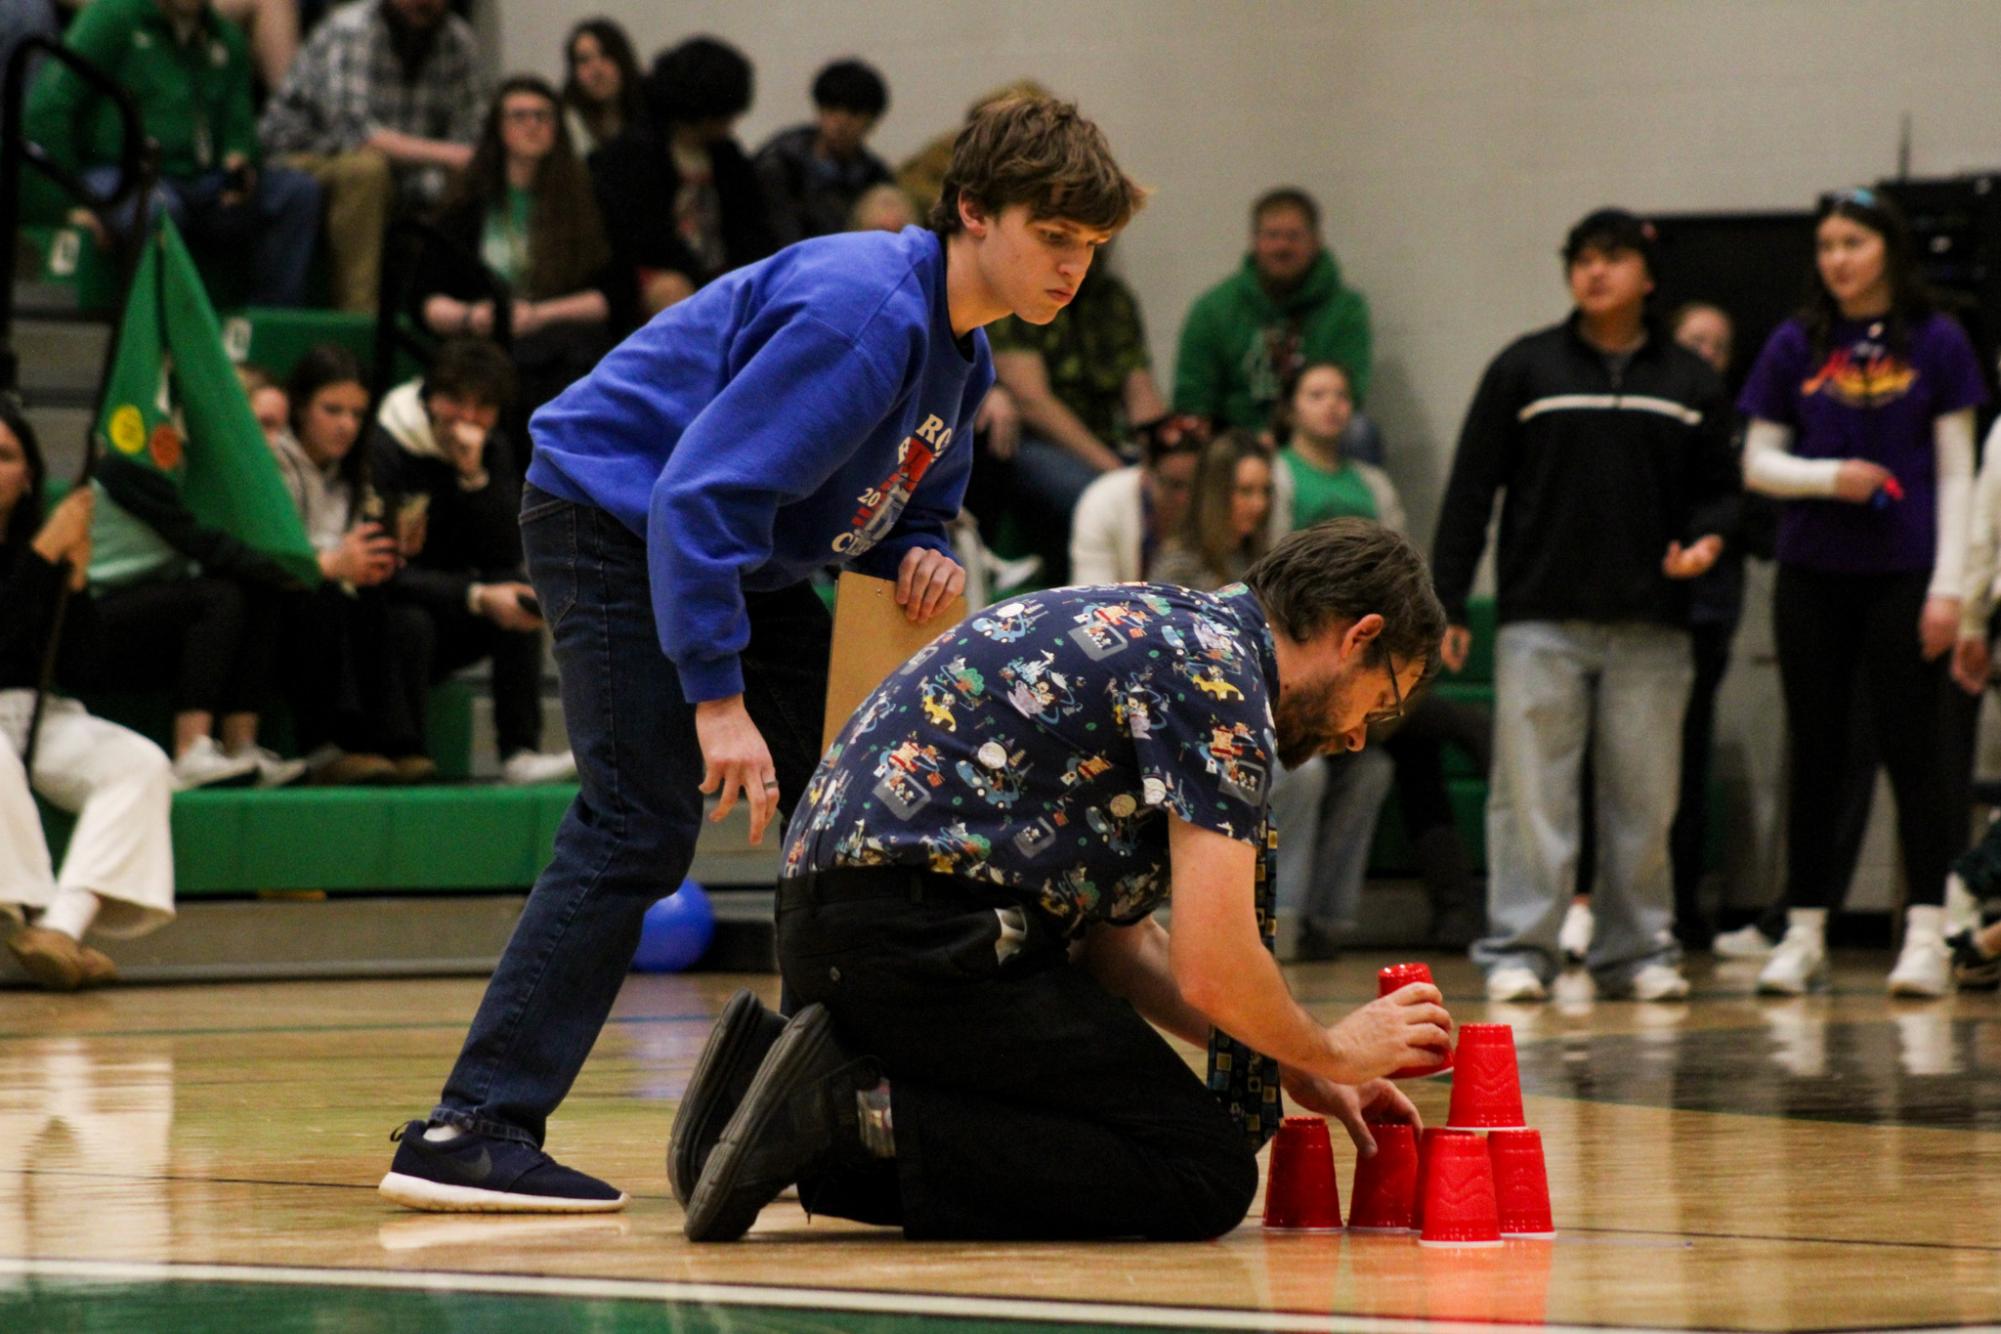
[785,582,1281,936]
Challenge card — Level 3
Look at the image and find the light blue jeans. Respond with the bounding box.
[1271,749,1394,933]
[1473,620,1693,989]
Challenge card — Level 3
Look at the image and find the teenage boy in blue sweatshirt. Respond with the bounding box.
[380,96,1145,1213]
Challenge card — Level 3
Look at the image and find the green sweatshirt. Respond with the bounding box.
[26,0,257,190]
[1172,249,1372,430]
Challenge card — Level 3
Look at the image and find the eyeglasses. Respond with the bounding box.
[1362,656,1406,729]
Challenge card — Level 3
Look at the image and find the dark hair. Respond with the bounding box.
[931,95,1145,237]
[1252,187,1319,232]
[424,337,517,410]
[1562,206,1658,277]
[285,343,371,509]
[440,74,611,301]
[1178,429,1274,581]
[812,58,888,118]
[1271,359,1353,440]
[1246,518,1446,680]
[646,36,753,129]
[1802,187,1934,359]
[0,395,47,550]
[562,17,645,144]
[1137,412,1209,469]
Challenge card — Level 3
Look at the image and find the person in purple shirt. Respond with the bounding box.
[377,96,1145,1213]
[1737,187,1985,999]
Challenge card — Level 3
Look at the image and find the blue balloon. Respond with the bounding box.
[631,880,715,973]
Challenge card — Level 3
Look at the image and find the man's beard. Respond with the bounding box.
[1273,667,1357,768]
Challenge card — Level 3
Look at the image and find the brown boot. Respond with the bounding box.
[76,944,119,988]
[8,926,86,991]
[312,753,398,785]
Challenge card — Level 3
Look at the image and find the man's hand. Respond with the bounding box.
[1953,635,1992,696]
[976,386,1021,461]
[1280,1072,1421,1155]
[219,153,255,207]
[325,521,400,585]
[1325,983,1453,1083]
[32,487,94,573]
[1662,534,1724,580]
[1440,624,1472,674]
[695,695,779,844]
[895,546,965,624]
[475,581,544,632]
[1920,595,1961,662]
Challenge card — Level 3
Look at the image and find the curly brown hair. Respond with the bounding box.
[929,95,1145,237]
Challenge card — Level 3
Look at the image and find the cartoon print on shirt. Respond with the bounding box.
[972,600,1043,643]
[872,732,946,818]
[1000,651,1080,724]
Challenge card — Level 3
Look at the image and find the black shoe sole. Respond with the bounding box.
[668,988,784,1205]
[684,1003,847,1243]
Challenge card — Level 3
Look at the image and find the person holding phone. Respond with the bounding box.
[368,337,575,786]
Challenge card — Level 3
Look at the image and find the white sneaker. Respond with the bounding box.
[1558,900,1593,963]
[1626,962,1691,1002]
[1756,914,1828,995]
[1887,906,1952,999]
[231,744,308,789]
[172,736,260,791]
[501,749,578,785]
[1485,966,1547,1002]
[1714,923,1777,959]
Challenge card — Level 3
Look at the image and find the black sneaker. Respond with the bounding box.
[378,1121,628,1213]
[683,1004,879,1242]
[668,988,786,1204]
[1949,931,2001,993]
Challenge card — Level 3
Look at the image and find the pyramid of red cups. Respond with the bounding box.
[1261,963,1554,1244]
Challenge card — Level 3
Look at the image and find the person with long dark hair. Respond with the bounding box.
[0,399,176,990]
[419,74,629,422]
[268,344,435,784]
[561,18,644,156]
[1153,431,1276,590]
[1739,188,1985,997]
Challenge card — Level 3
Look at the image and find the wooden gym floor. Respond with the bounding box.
[4,951,2001,1332]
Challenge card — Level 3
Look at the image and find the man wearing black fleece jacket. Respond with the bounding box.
[1431,208,1737,1004]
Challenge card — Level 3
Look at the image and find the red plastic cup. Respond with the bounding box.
[1378,962,1453,1079]
[1487,1127,1556,1238]
[1346,1120,1419,1231]
[1417,1128,1502,1247]
[1412,1126,1474,1231]
[1445,1023,1526,1129]
[1262,1116,1343,1231]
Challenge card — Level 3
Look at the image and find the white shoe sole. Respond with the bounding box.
[1887,974,1950,999]
[1755,969,1825,996]
[377,1171,627,1214]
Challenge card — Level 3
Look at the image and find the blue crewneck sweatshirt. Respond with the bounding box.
[527,226,994,702]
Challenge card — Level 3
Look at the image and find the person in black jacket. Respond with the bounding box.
[1431,208,1737,1004]
[753,58,893,246]
[370,337,575,785]
[0,399,176,990]
[587,35,775,317]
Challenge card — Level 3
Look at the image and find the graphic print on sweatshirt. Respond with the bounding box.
[833,412,951,557]
[1802,333,1918,409]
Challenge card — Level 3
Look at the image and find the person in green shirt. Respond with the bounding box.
[1275,361,1403,532]
[26,0,322,305]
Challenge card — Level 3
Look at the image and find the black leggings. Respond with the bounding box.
[1773,565,1976,911]
[88,576,281,717]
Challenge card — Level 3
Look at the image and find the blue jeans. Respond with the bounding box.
[82,164,321,306]
[1473,620,1692,989]
[432,488,831,1145]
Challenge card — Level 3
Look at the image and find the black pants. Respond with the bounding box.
[399,598,546,760]
[1381,693,1490,838]
[284,585,431,756]
[1773,566,1976,911]
[89,576,280,717]
[776,869,1258,1242]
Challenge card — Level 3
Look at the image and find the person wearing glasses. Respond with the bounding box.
[677,519,1443,1243]
[1431,208,1737,1003]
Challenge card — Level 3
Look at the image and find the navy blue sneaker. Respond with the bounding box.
[1949,930,2001,993]
[378,1121,627,1213]
[668,988,786,1204]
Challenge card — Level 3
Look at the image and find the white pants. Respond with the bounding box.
[0,691,175,937]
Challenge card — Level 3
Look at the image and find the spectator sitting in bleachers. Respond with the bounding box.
[258,0,487,312]
[417,74,627,422]
[1173,186,1382,463]
[1276,360,1489,948]
[238,365,291,446]
[1152,430,1273,590]
[1068,413,1205,586]
[25,0,322,306]
[369,337,575,785]
[267,344,436,784]
[849,182,916,233]
[214,0,299,94]
[754,58,893,246]
[590,35,775,317]
[0,399,175,991]
[894,78,1049,222]
[560,17,643,157]
[989,247,1168,585]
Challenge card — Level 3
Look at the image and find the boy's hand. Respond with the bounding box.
[896,547,965,624]
[696,695,779,844]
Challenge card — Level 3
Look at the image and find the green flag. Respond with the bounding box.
[95,216,319,585]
